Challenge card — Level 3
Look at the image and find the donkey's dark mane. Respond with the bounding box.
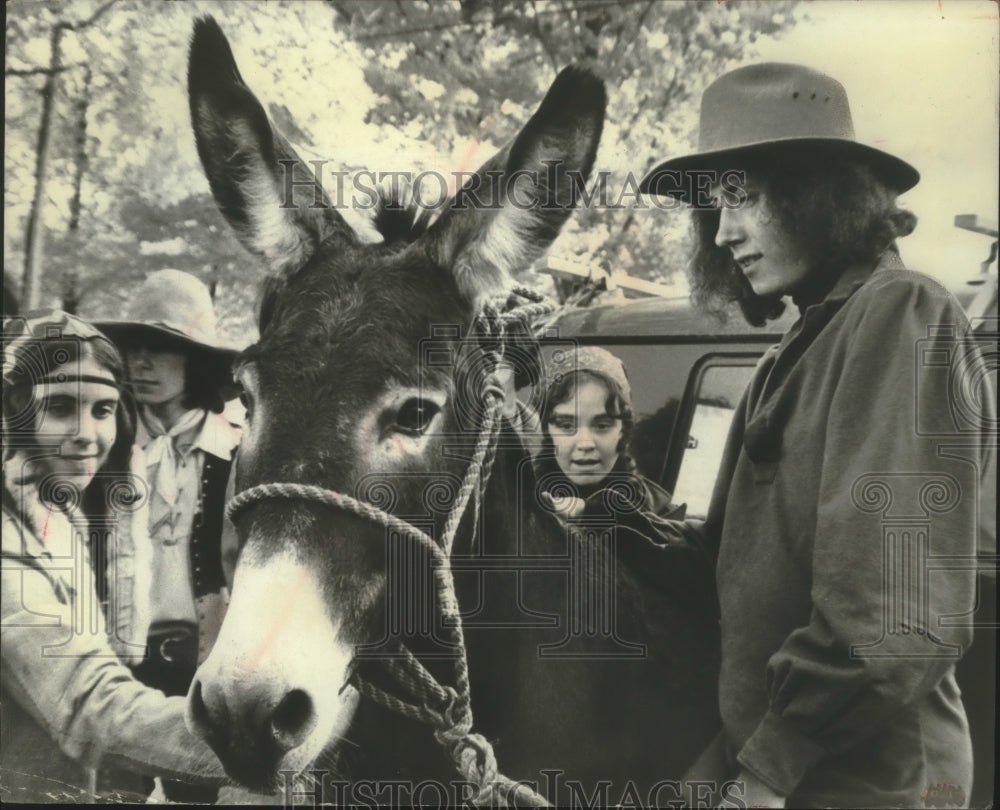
[371,186,440,246]
[254,186,442,334]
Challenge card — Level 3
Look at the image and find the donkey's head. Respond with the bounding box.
[183,17,604,788]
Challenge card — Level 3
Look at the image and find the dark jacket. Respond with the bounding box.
[668,252,994,807]
[534,455,718,616]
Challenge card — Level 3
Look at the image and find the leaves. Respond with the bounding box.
[331,0,797,294]
[3,0,797,341]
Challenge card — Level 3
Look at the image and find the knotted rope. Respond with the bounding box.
[226,288,554,807]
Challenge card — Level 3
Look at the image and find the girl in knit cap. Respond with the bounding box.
[535,346,720,603]
[537,346,683,522]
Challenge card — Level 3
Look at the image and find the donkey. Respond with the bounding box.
[185,17,721,805]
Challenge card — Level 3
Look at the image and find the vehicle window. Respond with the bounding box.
[670,359,757,519]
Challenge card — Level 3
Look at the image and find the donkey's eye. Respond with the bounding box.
[393,398,440,437]
[238,389,254,421]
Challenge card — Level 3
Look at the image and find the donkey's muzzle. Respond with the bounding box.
[187,670,318,789]
[182,548,355,789]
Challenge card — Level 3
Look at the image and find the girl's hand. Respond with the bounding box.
[541,491,586,518]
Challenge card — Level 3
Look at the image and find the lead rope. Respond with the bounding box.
[227,288,554,807]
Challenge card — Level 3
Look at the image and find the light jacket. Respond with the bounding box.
[0,448,226,802]
[674,251,995,807]
[138,410,240,663]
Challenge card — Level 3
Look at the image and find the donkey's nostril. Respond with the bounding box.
[270,688,317,751]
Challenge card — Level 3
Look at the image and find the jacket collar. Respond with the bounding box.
[793,248,903,316]
[188,410,241,461]
[743,249,907,463]
[2,452,83,560]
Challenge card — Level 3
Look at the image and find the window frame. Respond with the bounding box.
[661,351,763,495]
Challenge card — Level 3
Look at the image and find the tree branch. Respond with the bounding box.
[608,0,657,80]
[6,65,73,77]
[7,0,117,77]
[393,0,413,23]
[529,0,561,72]
[325,0,355,28]
[64,0,118,32]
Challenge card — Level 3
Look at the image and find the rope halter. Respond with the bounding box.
[225,288,555,807]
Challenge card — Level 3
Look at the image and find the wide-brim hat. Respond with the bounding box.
[95,269,240,362]
[639,63,919,202]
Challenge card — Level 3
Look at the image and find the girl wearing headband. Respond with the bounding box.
[536,346,681,525]
[1,311,225,801]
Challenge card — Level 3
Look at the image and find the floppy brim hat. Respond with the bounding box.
[95,269,240,363]
[639,62,919,202]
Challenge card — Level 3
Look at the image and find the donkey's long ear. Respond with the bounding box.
[424,67,605,307]
[188,17,357,276]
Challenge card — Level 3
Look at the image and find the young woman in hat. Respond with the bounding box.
[640,64,995,807]
[536,345,685,529]
[536,344,721,599]
[1,311,226,801]
[97,270,241,801]
[534,345,723,767]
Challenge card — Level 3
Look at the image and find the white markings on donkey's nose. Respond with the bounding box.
[186,549,356,777]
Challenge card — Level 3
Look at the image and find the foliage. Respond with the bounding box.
[332,0,796,289]
[4,0,797,344]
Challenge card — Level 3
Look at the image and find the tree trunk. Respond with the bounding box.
[22,24,65,311]
[68,65,91,233]
[62,64,93,315]
[21,0,116,310]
